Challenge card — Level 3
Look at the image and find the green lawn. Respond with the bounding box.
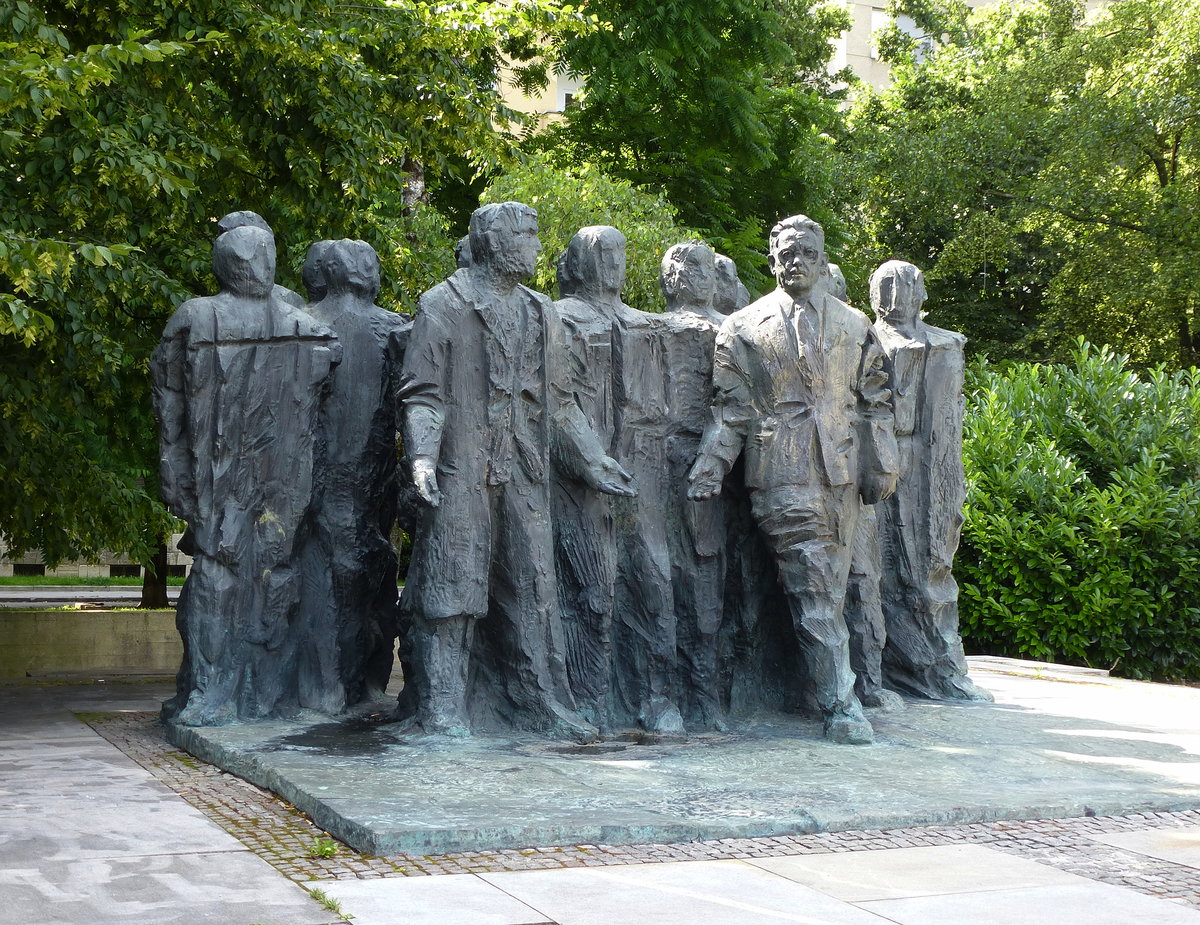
[0,575,186,587]
[0,575,401,587]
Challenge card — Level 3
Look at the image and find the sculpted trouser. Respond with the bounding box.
[845,504,889,705]
[165,554,241,727]
[405,471,582,736]
[667,434,726,728]
[167,513,301,726]
[553,478,617,725]
[296,479,399,716]
[750,483,861,719]
[612,431,679,732]
[878,433,980,700]
[671,504,726,728]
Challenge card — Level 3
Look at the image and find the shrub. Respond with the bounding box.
[958,341,1200,681]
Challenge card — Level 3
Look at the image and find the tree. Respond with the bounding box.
[0,0,582,582]
[538,0,851,292]
[482,153,704,312]
[843,0,1200,366]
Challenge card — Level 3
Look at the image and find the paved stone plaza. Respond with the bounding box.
[6,660,1200,923]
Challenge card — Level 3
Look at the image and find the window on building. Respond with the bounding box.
[13,563,46,577]
[870,9,932,61]
[168,564,187,578]
[109,564,142,578]
[870,7,889,59]
[556,73,584,113]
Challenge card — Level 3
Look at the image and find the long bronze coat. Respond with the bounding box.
[399,270,604,621]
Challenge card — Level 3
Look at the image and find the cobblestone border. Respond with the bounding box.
[85,711,1200,906]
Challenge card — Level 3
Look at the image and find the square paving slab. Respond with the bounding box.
[1086,827,1200,870]
[313,875,554,925]
[0,681,337,925]
[857,880,1200,924]
[477,860,892,925]
[0,852,337,925]
[168,659,1200,854]
[746,843,1082,900]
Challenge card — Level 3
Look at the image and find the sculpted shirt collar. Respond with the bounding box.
[781,289,825,347]
[783,288,820,315]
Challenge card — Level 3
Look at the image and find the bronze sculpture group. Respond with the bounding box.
[152,204,989,745]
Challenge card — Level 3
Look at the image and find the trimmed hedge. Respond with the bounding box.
[958,341,1200,680]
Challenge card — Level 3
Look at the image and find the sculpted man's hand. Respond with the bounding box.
[411,457,443,508]
[587,456,637,497]
[687,455,725,501]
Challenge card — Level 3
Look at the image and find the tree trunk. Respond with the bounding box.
[1180,313,1200,370]
[139,538,171,609]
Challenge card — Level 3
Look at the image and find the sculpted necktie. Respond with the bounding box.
[792,298,825,383]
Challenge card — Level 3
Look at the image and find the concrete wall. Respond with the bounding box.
[0,609,181,679]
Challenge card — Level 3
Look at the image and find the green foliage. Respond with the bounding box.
[0,0,577,566]
[958,342,1200,681]
[304,885,350,919]
[482,154,704,312]
[307,835,339,859]
[844,0,1200,367]
[540,0,851,290]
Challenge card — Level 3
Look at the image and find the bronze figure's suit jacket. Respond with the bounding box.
[699,288,898,494]
[400,270,606,621]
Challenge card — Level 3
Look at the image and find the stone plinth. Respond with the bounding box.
[166,659,1200,855]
